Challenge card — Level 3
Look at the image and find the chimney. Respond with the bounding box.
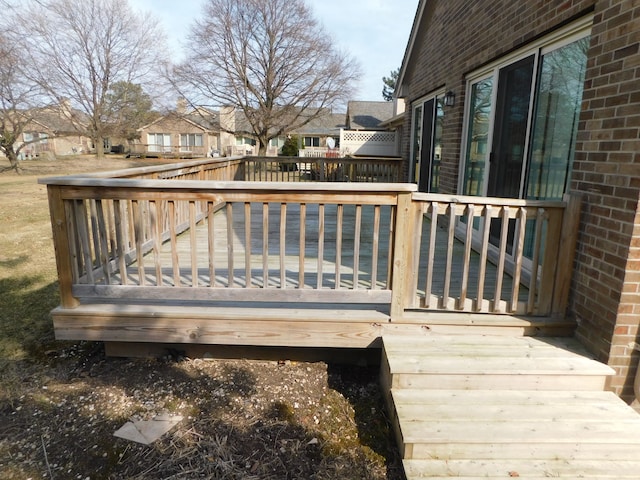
[176,98,187,115]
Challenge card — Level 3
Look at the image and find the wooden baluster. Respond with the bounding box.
[87,199,101,279]
[458,204,474,310]
[493,207,510,313]
[132,200,146,286]
[245,202,252,288]
[168,200,180,287]
[476,205,492,312]
[407,202,423,308]
[263,202,269,288]
[207,201,216,287]
[299,203,306,288]
[227,202,234,287]
[510,207,527,312]
[371,205,381,289]
[442,203,456,309]
[353,204,362,289]
[189,201,198,287]
[95,199,111,285]
[113,200,127,285]
[317,204,325,288]
[75,200,94,285]
[386,206,395,289]
[424,202,438,309]
[280,203,287,288]
[150,200,163,286]
[335,204,343,289]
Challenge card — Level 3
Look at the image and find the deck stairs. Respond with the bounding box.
[381,334,640,479]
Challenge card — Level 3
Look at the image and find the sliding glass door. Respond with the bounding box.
[461,33,589,202]
[411,93,444,193]
[526,37,589,201]
[459,23,590,260]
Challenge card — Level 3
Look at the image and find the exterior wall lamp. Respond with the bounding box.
[444,90,455,107]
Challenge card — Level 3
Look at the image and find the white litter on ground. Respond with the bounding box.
[113,414,183,445]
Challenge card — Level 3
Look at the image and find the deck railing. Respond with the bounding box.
[42,157,579,319]
[242,156,402,183]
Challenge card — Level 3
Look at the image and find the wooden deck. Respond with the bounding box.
[382,334,640,479]
[42,157,580,344]
[40,158,640,479]
[51,195,576,348]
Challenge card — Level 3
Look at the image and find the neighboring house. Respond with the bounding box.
[219,106,259,156]
[345,101,394,130]
[287,112,345,156]
[18,104,91,157]
[220,106,345,157]
[396,0,640,403]
[341,101,399,157]
[134,108,220,158]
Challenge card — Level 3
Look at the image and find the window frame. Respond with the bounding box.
[180,133,203,152]
[303,136,320,148]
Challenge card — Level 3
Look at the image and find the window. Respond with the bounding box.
[180,133,203,152]
[235,136,256,146]
[303,136,320,147]
[148,133,171,152]
[460,19,591,202]
[462,79,492,196]
[526,38,589,200]
[410,92,444,193]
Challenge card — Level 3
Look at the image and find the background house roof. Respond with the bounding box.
[346,101,394,130]
[291,113,346,137]
[139,109,220,133]
[28,105,86,134]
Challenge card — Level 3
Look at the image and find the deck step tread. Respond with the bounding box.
[403,459,640,479]
[383,335,615,382]
[392,389,638,422]
[391,388,622,405]
[386,355,613,375]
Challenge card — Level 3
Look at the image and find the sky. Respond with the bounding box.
[129,0,418,104]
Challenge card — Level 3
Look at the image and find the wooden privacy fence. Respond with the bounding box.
[41,157,580,319]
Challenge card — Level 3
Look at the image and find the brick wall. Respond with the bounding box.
[572,0,640,402]
[401,0,596,193]
[400,0,640,401]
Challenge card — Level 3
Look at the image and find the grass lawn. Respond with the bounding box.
[0,155,171,361]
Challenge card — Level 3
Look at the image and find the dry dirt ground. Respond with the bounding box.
[0,156,403,479]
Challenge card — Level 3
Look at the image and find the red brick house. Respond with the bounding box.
[396,0,639,404]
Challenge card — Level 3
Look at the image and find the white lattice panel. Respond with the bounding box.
[340,129,398,156]
[342,131,396,143]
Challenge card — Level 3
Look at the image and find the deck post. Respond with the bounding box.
[551,192,582,318]
[46,185,80,308]
[390,191,414,321]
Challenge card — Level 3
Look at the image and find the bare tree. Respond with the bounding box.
[0,31,44,172]
[173,0,361,155]
[15,0,168,158]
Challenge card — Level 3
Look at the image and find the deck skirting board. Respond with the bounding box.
[51,304,574,349]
